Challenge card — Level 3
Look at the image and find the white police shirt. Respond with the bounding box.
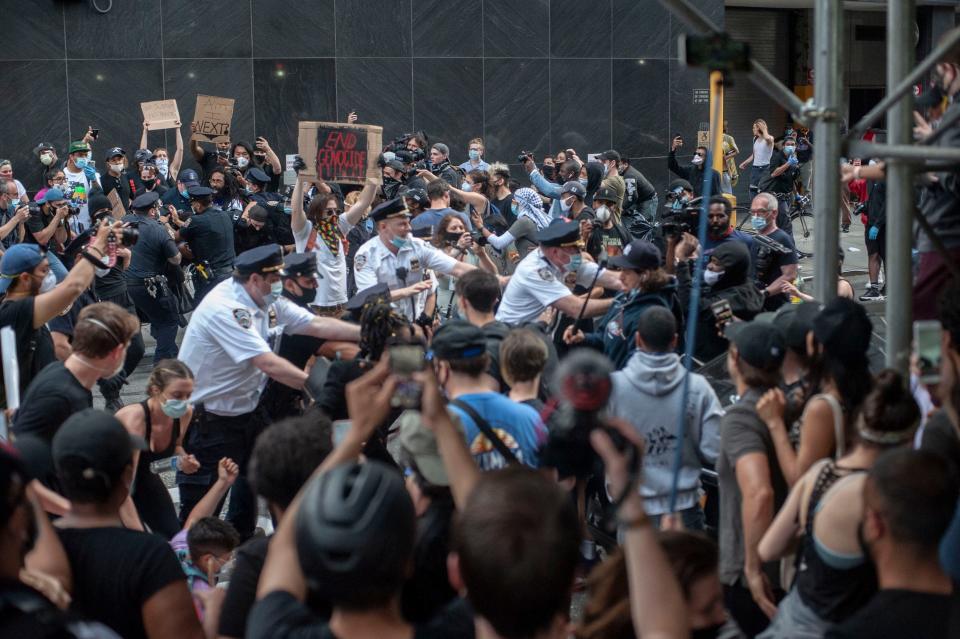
[292,213,354,306]
[353,235,457,320]
[180,278,316,416]
[495,248,600,325]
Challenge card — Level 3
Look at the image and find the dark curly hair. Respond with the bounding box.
[359,300,413,361]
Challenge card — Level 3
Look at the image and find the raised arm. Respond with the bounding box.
[344,178,378,227]
[290,176,308,234]
[189,122,205,163]
[170,121,184,181]
[140,121,149,150]
[184,458,239,530]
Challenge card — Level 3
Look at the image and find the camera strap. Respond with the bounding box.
[449,399,519,466]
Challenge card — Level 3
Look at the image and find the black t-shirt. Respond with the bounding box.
[622,165,656,204]
[160,187,191,214]
[247,591,450,639]
[24,208,56,248]
[0,297,56,403]
[64,230,128,301]
[13,361,92,442]
[762,148,799,194]
[179,206,236,270]
[100,172,133,212]
[56,527,187,639]
[0,578,121,639]
[826,589,959,639]
[491,194,516,226]
[233,217,279,255]
[751,228,798,309]
[121,213,178,279]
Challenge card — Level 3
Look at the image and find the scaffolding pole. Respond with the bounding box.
[812,0,843,303]
[886,0,916,375]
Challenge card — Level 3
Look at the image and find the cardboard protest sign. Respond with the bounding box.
[297,121,383,185]
[106,189,126,219]
[191,95,234,143]
[140,99,180,130]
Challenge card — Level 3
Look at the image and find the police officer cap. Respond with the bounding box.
[187,185,215,198]
[668,178,693,194]
[594,186,618,204]
[561,181,586,198]
[534,220,581,247]
[179,169,200,186]
[246,167,270,184]
[131,191,160,210]
[235,244,284,276]
[401,187,429,207]
[369,198,410,223]
[345,283,391,314]
[430,320,487,361]
[281,252,321,279]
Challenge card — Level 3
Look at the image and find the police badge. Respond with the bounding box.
[233,308,252,329]
[537,267,555,282]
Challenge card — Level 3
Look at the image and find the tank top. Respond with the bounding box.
[136,400,182,469]
[753,137,773,166]
[796,461,876,622]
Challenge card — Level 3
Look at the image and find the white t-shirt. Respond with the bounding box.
[292,214,353,306]
[495,248,600,325]
[62,166,101,233]
[752,137,774,167]
[179,279,316,416]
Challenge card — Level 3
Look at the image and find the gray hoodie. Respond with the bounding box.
[608,350,723,515]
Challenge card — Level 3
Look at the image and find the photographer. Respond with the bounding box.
[428,142,460,187]
[432,214,498,318]
[0,178,30,245]
[123,191,181,363]
[23,188,71,280]
[748,193,798,312]
[669,136,722,197]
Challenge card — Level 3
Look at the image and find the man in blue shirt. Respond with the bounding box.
[409,180,472,235]
[458,137,490,174]
[431,320,547,470]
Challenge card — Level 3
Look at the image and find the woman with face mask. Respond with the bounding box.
[116,359,199,537]
[756,369,919,639]
[140,117,184,187]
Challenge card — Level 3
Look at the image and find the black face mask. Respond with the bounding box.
[283,282,317,306]
[691,623,725,639]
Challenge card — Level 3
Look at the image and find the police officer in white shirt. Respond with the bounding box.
[290,174,378,315]
[353,197,477,323]
[496,220,623,325]
[176,243,359,538]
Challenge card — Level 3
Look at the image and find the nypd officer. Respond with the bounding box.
[177,184,235,301]
[353,197,477,322]
[122,190,182,362]
[260,252,324,420]
[496,220,623,325]
[177,244,360,538]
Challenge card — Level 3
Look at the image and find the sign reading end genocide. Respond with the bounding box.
[298,121,383,185]
[191,95,235,144]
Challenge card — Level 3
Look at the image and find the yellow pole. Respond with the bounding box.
[709,71,736,223]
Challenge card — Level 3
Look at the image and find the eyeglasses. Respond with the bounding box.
[749,208,771,215]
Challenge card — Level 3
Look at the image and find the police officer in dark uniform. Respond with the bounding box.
[246,166,294,249]
[123,191,182,362]
[260,252,324,420]
[160,168,199,216]
[178,184,235,301]
[233,203,278,255]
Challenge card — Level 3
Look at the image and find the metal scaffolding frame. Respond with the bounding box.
[658,0,958,374]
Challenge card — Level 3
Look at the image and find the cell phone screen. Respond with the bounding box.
[91,129,100,140]
[914,320,942,384]
[389,345,425,409]
[710,299,733,326]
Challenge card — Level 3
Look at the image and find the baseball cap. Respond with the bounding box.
[724,321,786,373]
[430,320,487,361]
[52,409,147,484]
[68,141,90,154]
[33,142,55,156]
[398,412,464,487]
[561,181,586,198]
[40,188,66,203]
[105,147,125,160]
[134,149,154,164]
[608,239,661,271]
[0,244,45,294]
[594,186,618,204]
[401,187,429,207]
[178,168,200,186]
[600,150,621,162]
[668,179,694,194]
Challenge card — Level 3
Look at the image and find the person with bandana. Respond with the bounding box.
[669,136,722,197]
[428,142,460,187]
[496,220,623,326]
[475,187,551,260]
[703,196,754,254]
[353,198,476,322]
[176,244,359,539]
[290,174,377,315]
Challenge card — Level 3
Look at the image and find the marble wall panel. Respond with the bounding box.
[612,59,670,159]
[413,0,482,57]
[335,0,412,57]
[483,0,549,58]
[162,0,253,59]
[64,1,163,60]
[336,58,414,144]
[611,0,672,60]
[8,3,72,61]
[412,58,484,155]
[483,58,550,161]
[251,0,336,58]
[254,59,337,160]
[550,0,612,58]
[550,59,611,154]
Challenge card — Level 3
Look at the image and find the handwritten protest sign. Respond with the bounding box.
[140,99,180,130]
[297,121,383,185]
[191,95,234,143]
[106,189,126,219]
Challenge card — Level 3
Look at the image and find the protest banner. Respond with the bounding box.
[191,95,234,143]
[297,121,383,185]
[140,99,180,130]
[106,189,125,219]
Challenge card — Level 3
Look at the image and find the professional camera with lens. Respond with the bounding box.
[110,222,139,247]
[470,230,487,247]
[27,202,43,216]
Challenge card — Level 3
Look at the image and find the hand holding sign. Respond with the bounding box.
[191,94,235,144]
[297,121,382,186]
[140,99,181,131]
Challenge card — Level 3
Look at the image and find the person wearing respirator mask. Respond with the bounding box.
[584,186,631,262]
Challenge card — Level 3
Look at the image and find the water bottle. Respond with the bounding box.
[149,455,179,474]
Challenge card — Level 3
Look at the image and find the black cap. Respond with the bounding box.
[386,159,406,172]
[52,409,147,480]
[402,187,429,207]
[179,168,200,186]
[599,150,621,162]
[246,167,270,184]
[668,179,694,193]
[105,146,125,160]
[235,243,284,276]
[134,148,154,164]
[345,283,391,314]
[88,193,113,217]
[813,297,872,360]
[724,322,786,373]
[131,191,160,210]
[608,239,661,271]
[533,220,581,247]
[430,320,487,360]
[281,252,320,279]
[594,186,618,204]
[561,181,586,198]
[188,185,215,198]
[141,159,158,170]
[369,198,410,222]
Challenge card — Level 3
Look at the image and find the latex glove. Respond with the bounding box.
[82,164,98,180]
[868,225,879,240]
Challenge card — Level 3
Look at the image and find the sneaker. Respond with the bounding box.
[104,396,125,414]
[841,224,850,233]
[859,286,884,302]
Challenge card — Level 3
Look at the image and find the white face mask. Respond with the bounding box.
[39,271,57,293]
[560,197,573,213]
[109,162,124,173]
[691,155,704,166]
[235,156,249,169]
[703,269,723,286]
[40,153,54,166]
[595,205,612,223]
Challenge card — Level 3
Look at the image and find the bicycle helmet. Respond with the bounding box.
[295,461,415,605]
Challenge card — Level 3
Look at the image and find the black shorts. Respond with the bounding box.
[864,224,886,257]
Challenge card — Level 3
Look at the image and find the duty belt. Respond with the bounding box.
[143,274,170,299]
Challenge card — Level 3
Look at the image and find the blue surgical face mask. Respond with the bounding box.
[783,145,796,155]
[74,156,89,169]
[468,149,480,161]
[391,236,411,250]
[263,279,284,306]
[180,189,189,198]
[461,182,472,192]
[579,178,588,188]
[567,253,582,273]
[161,398,190,419]
[751,215,768,231]
[511,202,518,215]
